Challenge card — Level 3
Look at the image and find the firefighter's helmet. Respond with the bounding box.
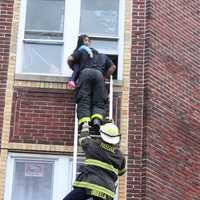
[100,123,121,144]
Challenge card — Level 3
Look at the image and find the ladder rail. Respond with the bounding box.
[109,75,113,121]
[72,104,78,182]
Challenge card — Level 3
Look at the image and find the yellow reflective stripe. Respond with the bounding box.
[85,159,118,175]
[118,168,126,175]
[79,117,90,124]
[79,136,91,145]
[91,114,103,120]
[79,137,86,145]
[91,190,106,199]
[73,181,114,198]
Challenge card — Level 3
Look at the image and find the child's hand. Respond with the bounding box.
[67,81,76,90]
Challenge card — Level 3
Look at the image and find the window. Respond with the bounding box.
[4,153,73,200]
[16,0,124,80]
[79,0,124,80]
[16,0,66,76]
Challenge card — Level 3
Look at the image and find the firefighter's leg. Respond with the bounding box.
[92,197,103,200]
[62,188,90,200]
[75,70,92,132]
[91,70,106,132]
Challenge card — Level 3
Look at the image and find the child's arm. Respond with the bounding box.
[67,64,81,89]
[78,45,93,58]
[69,64,80,82]
[67,54,80,89]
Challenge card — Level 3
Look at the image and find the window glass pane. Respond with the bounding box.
[12,160,54,200]
[90,39,118,54]
[23,43,63,74]
[25,0,65,39]
[80,0,119,37]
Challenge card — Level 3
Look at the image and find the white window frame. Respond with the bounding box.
[79,0,125,80]
[16,0,124,80]
[4,153,73,200]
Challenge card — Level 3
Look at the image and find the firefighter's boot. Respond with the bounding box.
[80,121,90,135]
[92,118,102,133]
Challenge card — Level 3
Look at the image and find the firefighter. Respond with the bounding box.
[62,122,126,200]
[67,35,116,134]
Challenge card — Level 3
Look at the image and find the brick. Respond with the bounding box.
[0,0,13,150]
[128,0,200,200]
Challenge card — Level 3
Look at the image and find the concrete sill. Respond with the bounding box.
[15,73,123,86]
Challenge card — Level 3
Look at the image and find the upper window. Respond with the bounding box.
[16,0,124,80]
[80,0,119,54]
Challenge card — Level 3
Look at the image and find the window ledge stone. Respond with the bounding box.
[15,73,123,86]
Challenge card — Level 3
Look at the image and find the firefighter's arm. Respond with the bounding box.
[104,63,116,78]
[78,130,92,151]
[104,56,116,78]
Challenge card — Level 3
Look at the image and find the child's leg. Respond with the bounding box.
[62,188,89,200]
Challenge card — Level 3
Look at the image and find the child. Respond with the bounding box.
[67,35,116,133]
[62,123,126,200]
[67,35,93,90]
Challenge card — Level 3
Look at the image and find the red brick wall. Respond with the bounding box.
[0,0,14,150]
[128,0,147,199]
[128,0,200,200]
[10,87,76,145]
[10,87,121,146]
[144,0,200,199]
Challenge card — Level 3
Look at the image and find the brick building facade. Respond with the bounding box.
[0,0,200,200]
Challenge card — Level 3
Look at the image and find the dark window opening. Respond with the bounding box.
[107,54,118,80]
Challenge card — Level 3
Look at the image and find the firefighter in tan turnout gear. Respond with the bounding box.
[62,123,126,200]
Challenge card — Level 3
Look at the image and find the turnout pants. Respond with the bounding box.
[75,68,106,124]
[63,188,102,200]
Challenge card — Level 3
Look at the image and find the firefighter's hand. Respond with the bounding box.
[67,81,76,90]
[105,64,116,78]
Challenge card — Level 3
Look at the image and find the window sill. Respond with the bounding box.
[15,73,123,86]
[15,73,68,83]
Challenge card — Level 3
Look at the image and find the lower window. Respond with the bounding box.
[5,153,119,200]
[4,153,73,200]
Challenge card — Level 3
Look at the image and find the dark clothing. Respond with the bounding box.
[69,63,81,82]
[70,48,114,122]
[63,188,102,200]
[75,68,106,120]
[69,46,93,82]
[72,136,126,200]
[70,49,114,82]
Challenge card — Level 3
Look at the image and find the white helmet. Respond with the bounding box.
[100,123,121,145]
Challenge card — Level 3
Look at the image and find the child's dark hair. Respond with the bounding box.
[75,34,90,51]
